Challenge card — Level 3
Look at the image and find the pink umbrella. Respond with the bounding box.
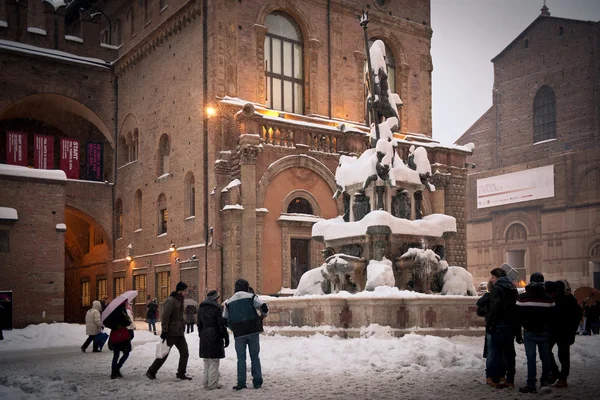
[101,290,138,322]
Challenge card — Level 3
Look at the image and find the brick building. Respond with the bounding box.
[0,0,470,327]
[456,6,600,290]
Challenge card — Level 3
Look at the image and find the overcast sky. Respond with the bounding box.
[431,0,600,145]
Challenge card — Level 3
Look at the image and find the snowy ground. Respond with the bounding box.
[1,323,599,400]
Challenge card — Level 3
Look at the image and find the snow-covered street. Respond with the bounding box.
[1,324,599,399]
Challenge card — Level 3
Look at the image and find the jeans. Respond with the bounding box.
[523,331,551,388]
[234,333,262,387]
[148,319,157,332]
[549,339,571,380]
[82,334,98,351]
[111,348,130,371]
[486,325,516,383]
[148,336,189,375]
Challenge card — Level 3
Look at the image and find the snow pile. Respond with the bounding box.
[294,265,329,296]
[313,211,456,240]
[365,257,395,291]
[410,145,432,175]
[441,266,477,296]
[0,164,67,181]
[0,207,18,220]
[401,248,439,264]
[220,178,241,192]
[359,323,394,338]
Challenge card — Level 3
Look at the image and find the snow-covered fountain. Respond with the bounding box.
[262,11,481,337]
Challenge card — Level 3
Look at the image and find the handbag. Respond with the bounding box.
[94,332,109,350]
[109,327,131,344]
[156,338,171,358]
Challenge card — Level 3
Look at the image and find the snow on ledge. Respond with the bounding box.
[100,43,121,50]
[0,20,7,28]
[222,204,244,211]
[221,178,241,192]
[185,216,195,221]
[0,207,18,220]
[56,223,67,231]
[278,213,323,223]
[0,164,67,181]
[65,35,83,43]
[256,208,268,213]
[312,211,456,240]
[156,233,167,238]
[533,138,557,146]
[27,27,47,36]
[0,39,110,69]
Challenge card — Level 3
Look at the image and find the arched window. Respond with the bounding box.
[533,86,556,143]
[158,134,170,175]
[126,131,134,163]
[132,128,139,161]
[115,198,123,239]
[157,193,168,235]
[134,190,142,230]
[119,135,129,166]
[184,172,195,218]
[264,11,303,114]
[287,197,313,214]
[129,8,135,37]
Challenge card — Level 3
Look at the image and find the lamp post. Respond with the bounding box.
[359,9,380,143]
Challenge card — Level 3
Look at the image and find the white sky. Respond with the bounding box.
[431,0,600,145]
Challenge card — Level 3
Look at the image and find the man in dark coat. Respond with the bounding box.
[223,279,269,390]
[146,281,192,380]
[198,290,229,389]
[516,272,555,393]
[486,268,519,388]
[146,298,158,335]
[546,280,582,388]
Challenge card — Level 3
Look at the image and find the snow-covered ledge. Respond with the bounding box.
[65,35,83,43]
[27,27,47,36]
[56,223,67,232]
[0,20,7,28]
[0,207,18,221]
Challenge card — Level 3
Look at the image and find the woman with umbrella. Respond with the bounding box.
[102,290,138,379]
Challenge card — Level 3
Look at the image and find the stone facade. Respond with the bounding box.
[456,12,600,289]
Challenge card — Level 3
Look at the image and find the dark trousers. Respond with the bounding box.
[549,339,571,381]
[486,325,516,383]
[523,331,551,388]
[234,333,262,387]
[186,323,194,333]
[148,336,189,375]
[112,348,130,371]
[82,334,98,351]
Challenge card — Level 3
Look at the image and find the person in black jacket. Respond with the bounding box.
[516,272,555,393]
[476,280,492,383]
[198,290,229,390]
[546,280,582,388]
[486,268,519,388]
[103,300,133,379]
[146,298,158,335]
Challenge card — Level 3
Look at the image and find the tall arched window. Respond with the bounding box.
[129,8,135,37]
[132,128,139,161]
[115,198,123,239]
[184,172,195,218]
[287,197,313,214]
[264,11,303,114]
[157,193,168,235]
[533,85,556,143]
[126,131,134,163]
[158,134,170,176]
[134,190,142,230]
[119,135,129,166]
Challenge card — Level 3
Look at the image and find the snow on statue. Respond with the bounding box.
[365,257,395,291]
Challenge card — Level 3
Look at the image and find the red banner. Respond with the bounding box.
[60,138,80,179]
[34,134,54,169]
[6,131,28,166]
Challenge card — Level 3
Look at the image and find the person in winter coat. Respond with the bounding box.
[185,304,197,334]
[147,298,158,335]
[198,290,229,389]
[516,272,555,393]
[81,300,104,353]
[103,300,133,379]
[146,281,192,381]
[476,280,493,382]
[546,280,582,388]
[486,268,519,388]
[223,279,269,390]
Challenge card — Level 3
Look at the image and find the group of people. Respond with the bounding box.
[477,268,582,393]
[81,279,269,390]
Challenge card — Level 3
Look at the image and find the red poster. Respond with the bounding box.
[34,134,54,169]
[60,138,80,179]
[6,131,28,166]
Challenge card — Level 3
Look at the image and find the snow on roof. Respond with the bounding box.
[312,211,456,241]
[56,223,67,231]
[0,207,18,220]
[0,164,67,181]
[221,178,241,193]
[222,204,244,211]
[278,213,323,223]
[256,208,269,213]
[0,39,111,69]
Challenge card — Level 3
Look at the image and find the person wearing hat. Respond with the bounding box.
[198,290,229,390]
[516,272,555,393]
[146,281,192,381]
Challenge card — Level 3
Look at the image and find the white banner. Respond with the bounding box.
[477,165,554,209]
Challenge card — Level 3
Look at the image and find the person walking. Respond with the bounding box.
[147,298,158,335]
[198,290,229,389]
[81,300,103,353]
[516,272,555,393]
[103,300,133,379]
[185,303,197,334]
[486,268,519,389]
[223,279,269,390]
[546,280,582,388]
[146,282,192,381]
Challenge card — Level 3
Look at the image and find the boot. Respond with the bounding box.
[116,370,123,378]
[146,369,156,380]
[176,373,192,380]
[486,377,494,386]
[553,379,568,388]
[110,370,119,379]
[519,386,537,393]
[80,346,86,353]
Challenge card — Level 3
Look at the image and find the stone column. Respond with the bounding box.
[431,173,450,214]
[239,135,262,289]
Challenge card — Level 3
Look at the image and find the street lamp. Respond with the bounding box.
[169,243,177,252]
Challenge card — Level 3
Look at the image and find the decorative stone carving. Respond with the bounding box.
[373,241,386,261]
[340,244,363,258]
[353,191,370,222]
[392,189,411,219]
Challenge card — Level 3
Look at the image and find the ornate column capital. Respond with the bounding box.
[239,134,262,165]
[431,172,451,188]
